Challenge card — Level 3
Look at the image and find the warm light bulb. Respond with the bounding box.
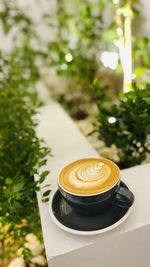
[101,51,119,70]
[65,53,73,62]
[108,117,117,124]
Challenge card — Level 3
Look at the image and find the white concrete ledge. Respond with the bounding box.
[36,101,150,267]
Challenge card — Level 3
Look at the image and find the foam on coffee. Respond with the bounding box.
[59,158,120,195]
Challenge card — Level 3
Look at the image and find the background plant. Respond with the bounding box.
[45,0,150,169]
[0,1,51,265]
[97,85,150,168]
[0,0,48,92]
[0,85,51,263]
[42,0,150,120]
[45,0,107,119]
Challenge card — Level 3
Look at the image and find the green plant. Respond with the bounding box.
[0,87,50,205]
[48,0,104,84]
[0,0,48,94]
[0,43,41,92]
[42,0,149,123]
[44,0,106,118]
[0,0,33,35]
[0,86,51,263]
[133,37,150,87]
[0,2,50,263]
[97,85,150,168]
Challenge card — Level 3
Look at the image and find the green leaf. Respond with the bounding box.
[38,159,47,167]
[35,186,40,191]
[22,247,32,261]
[5,178,13,185]
[42,197,50,203]
[12,181,25,193]
[39,171,50,184]
[42,189,51,197]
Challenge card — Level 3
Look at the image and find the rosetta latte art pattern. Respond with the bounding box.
[68,162,111,190]
[77,162,106,182]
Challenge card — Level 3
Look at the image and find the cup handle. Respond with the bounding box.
[113,186,134,208]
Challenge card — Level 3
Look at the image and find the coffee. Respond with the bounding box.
[59,158,120,195]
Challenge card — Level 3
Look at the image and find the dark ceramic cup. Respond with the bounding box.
[58,158,134,216]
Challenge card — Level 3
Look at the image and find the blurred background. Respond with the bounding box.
[0,0,150,266]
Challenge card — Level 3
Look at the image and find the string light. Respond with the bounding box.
[108,117,117,124]
[65,53,73,62]
[101,51,119,70]
[60,63,68,70]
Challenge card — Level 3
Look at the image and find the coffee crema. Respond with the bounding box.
[59,158,120,195]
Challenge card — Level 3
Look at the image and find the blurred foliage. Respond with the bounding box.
[0,1,48,93]
[97,85,150,168]
[0,1,50,264]
[0,42,40,92]
[46,0,150,77]
[133,37,150,86]
[46,0,150,168]
[48,0,105,79]
[0,0,34,35]
[0,86,51,262]
[43,0,150,119]
[46,0,106,116]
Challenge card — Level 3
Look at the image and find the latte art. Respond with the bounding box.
[59,158,120,195]
[76,162,105,182]
[69,162,111,191]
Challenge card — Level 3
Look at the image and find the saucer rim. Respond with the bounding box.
[49,187,135,236]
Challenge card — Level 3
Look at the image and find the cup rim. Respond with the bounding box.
[58,157,120,197]
[58,178,120,197]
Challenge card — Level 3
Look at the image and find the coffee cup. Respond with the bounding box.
[58,158,134,216]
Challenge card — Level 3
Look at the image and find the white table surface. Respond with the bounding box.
[36,101,150,267]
